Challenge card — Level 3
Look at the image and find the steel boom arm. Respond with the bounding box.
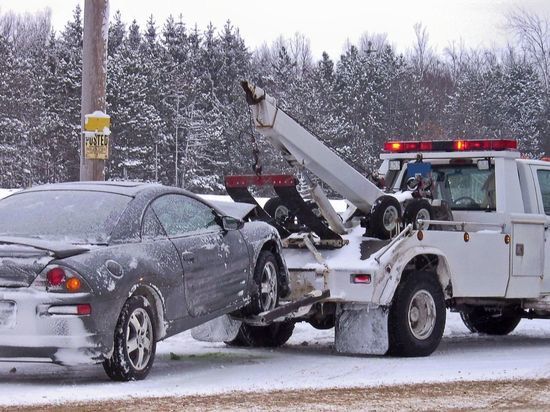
[242,81,384,213]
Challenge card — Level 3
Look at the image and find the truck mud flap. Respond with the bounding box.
[335,303,389,355]
[273,185,343,245]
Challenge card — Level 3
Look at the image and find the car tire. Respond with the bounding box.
[244,250,280,315]
[388,271,446,357]
[232,321,295,347]
[460,307,521,335]
[403,199,433,230]
[103,295,157,381]
[369,195,402,239]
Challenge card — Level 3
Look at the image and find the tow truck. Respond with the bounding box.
[194,81,550,357]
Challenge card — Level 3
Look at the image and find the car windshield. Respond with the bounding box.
[0,190,132,244]
[432,165,496,211]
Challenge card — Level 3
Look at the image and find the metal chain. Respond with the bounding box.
[249,116,262,176]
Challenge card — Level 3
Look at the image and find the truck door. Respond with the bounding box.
[531,166,550,293]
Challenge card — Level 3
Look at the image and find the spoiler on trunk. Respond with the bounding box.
[0,237,90,259]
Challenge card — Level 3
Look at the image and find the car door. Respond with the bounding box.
[150,194,250,318]
[140,205,189,321]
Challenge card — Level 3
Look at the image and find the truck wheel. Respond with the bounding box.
[460,307,521,335]
[369,195,402,239]
[103,295,157,381]
[388,271,445,357]
[264,197,290,223]
[232,321,295,347]
[308,315,336,330]
[403,199,433,230]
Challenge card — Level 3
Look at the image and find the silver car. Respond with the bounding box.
[0,182,289,380]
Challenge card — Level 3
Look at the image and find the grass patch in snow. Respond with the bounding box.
[168,351,266,363]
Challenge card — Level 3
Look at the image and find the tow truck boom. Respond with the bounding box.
[242,81,384,214]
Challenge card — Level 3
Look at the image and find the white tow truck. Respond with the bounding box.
[196,81,550,357]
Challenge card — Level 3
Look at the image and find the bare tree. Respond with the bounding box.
[359,32,389,55]
[410,22,434,77]
[507,8,550,93]
[0,9,52,54]
[287,32,313,77]
[444,40,467,80]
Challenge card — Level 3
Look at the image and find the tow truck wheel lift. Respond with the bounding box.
[225,174,346,249]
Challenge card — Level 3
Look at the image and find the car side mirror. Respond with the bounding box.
[221,216,244,231]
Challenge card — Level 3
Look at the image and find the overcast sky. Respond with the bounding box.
[2,0,550,59]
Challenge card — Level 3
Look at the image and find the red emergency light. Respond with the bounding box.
[383,139,517,153]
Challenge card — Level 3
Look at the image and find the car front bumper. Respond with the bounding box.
[0,288,111,365]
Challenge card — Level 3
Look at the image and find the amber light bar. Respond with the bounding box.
[383,139,517,153]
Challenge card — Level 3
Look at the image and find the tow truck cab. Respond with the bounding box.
[375,139,550,300]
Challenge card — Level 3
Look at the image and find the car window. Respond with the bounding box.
[151,194,221,236]
[141,207,167,239]
[536,169,550,215]
[0,190,131,244]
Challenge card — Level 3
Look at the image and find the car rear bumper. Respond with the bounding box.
[0,288,110,365]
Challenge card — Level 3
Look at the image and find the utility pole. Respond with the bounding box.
[164,94,185,187]
[80,0,110,181]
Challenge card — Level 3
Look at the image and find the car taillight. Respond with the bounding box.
[40,266,89,293]
[77,304,92,315]
[47,267,66,286]
[47,304,92,315]
[65,277,82,292]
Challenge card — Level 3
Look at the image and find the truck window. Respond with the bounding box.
[431,165,496,211]
[536,169,550,215]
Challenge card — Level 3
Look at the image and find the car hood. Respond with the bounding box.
[210,201,257,220]
[0,237,90,288]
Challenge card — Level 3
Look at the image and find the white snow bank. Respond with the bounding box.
[0,189,19,200]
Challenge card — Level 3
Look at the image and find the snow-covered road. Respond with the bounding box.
[1,312,550,407]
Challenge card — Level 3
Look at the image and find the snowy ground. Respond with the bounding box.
[0,189,19,200]
[1,311,550,407]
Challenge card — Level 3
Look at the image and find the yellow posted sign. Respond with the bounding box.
[84,111,111,132]
[85,133,109,160]
[83,111,111,160]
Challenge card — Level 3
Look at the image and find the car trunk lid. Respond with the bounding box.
[0,237,89,288]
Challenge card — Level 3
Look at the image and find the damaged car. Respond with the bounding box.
[0,181,289,381]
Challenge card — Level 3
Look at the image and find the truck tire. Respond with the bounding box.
[103,295,157,381]
[460,307,521,335]
[231,321,295,347]
[308,315,335,330]
[388,271,446,357]
[264,197,291,223]
[369,195,402,239]
[403,199,433,230]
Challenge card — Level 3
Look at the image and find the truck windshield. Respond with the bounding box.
[0,190,132,244]
[431,165,495,211]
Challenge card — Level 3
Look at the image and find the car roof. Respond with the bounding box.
[19,181,163,197]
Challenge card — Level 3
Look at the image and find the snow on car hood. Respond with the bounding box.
[209,200,257,220]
